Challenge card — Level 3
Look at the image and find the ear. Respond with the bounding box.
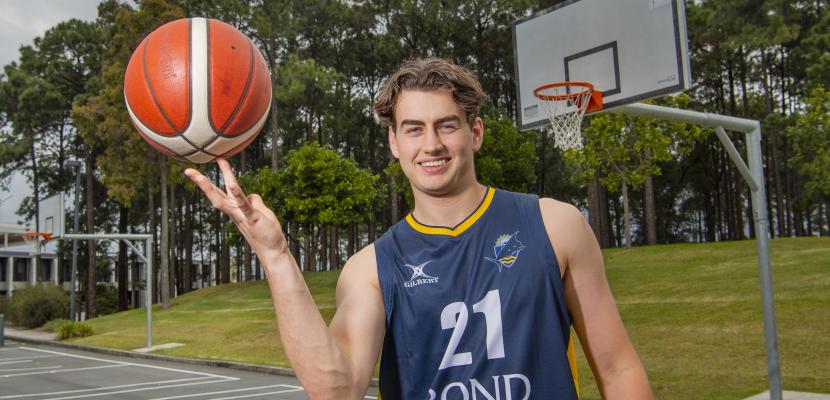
[471,117,484,152]
[388,126,400,159]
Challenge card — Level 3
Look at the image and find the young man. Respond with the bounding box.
[185,58,652,399]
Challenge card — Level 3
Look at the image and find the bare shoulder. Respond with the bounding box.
[538,197,593,273]
[538,197,590,239]
[338,244,380,292]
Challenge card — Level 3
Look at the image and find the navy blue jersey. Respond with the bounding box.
[374,187,579,400]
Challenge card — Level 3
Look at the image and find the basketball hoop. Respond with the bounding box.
[22,232,51,256]
[533,82,603,150]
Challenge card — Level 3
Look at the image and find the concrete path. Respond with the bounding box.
[744,391,830,400]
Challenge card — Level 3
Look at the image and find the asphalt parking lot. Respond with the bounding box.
[0,342,378,400]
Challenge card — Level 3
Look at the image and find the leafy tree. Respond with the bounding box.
[572,96,705,247]
[240,142,379,271]
[475,114,537,192]
[787,87,830,200]
[802,9,830,89]
[73,0,185,309]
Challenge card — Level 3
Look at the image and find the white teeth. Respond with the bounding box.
[421,159,447,167]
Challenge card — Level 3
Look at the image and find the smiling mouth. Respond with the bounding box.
[419,159,449,167]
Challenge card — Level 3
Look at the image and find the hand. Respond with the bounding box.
[184,158,288,260]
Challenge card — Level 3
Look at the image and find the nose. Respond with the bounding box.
[422,127,445,154]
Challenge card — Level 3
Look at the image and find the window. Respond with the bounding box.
[0,257,7,282]
[13,258,28,282]
[39,259,52,282]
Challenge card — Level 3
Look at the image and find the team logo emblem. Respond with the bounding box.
[484,231,525,271]
[404,260,439,288]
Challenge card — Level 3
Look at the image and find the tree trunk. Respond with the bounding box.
[159,157,171,309]
[329,226,338,270]
[220,223,230,284]
[320,226,327,272]
[622,182,632,249]
[587,175,610,248]
[170,182,178,297]
[240,149,253,281]
[117,205,129,311]
[347,222,356,258]
[367,219,376,243]
[270,85,279,171]
[85,149,97,318]
[290,222,301,266]
[303,226,312,272]
[644,174,657,246]
[183,191,194,293]
[148,174,158,303]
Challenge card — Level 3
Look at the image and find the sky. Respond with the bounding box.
[0,0,101,225]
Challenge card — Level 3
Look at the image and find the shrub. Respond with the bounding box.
[0,295,8,318]
[45,318,71,332]
[55,320,95,340]
[95,284,119,316]
[9,284,70,328]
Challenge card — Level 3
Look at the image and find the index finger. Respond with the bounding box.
[184,168,226,208]
[216,158,254,217]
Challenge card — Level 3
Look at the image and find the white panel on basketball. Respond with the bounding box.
[513,0,690,130]
[185,17,216,147]
[202,106,270,155]
[178,17,271,163]
[126,106,200,154]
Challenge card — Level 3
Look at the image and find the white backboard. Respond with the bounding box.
[513,0,691,130]
[37,192,64,239]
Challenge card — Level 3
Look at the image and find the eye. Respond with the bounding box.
[439,123,458,133]
[405,126,423,135]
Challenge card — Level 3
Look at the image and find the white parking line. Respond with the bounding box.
[0,377,215,399]
[0,365,61,372]
[42,377,237,400]
[0,355,56,362]
[208,387,305,400]
[0,360,33,366]
[149,384,299,400]
[19,347,236,380]
[0,363,126,378]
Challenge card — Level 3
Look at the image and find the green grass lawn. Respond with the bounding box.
[71,237,829,399]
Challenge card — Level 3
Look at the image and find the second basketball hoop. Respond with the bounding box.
[533,82,603,150]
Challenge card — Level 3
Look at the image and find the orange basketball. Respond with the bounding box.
[124,18,272,163]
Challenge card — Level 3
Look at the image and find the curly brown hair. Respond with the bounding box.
[373,58,486,129]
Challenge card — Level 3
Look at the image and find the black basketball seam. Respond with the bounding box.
[195,131,222,153]
[133,121,199,159]
[218,37,256,135]
[142,28,183,136]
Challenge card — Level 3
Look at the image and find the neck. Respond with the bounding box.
[410,181,488,228]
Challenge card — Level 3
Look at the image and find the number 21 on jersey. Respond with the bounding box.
[439,289,505,370]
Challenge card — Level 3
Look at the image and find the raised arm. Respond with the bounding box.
[184,159,385,399]
[539,198,653,399]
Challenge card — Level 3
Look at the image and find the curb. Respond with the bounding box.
[5,333,380,387]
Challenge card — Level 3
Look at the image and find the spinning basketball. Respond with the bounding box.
[124,18,271,163]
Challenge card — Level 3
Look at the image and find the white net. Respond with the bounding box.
[534,83,594,150]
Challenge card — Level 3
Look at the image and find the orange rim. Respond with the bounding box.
[23,232,52,241]
[533,82,604,113]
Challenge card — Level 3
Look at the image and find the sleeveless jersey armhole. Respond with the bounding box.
[519,194,564,280]
[374,233,396,324]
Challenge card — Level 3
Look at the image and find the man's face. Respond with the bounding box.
[388,90,483,197]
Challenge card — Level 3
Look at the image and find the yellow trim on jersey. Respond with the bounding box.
[568,328,580,398]
[405,187,495,236]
